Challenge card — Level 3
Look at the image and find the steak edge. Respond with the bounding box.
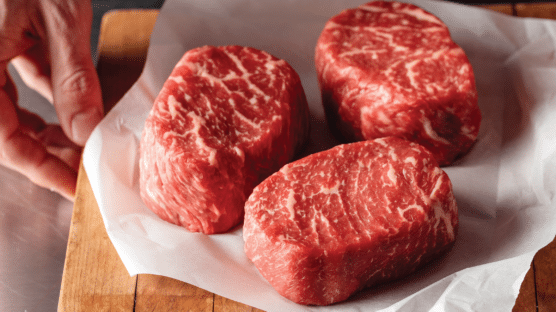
[140,45,310,234]
[315,1,481,166]
[243,137,458,305]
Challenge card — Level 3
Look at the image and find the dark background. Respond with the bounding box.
[89,0,542,60]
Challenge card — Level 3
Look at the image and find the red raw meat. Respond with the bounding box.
[315,1,481,166]
[243,137,458,305]
[139,45,310,234]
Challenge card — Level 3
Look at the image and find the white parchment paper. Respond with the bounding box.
[83,1,556,311]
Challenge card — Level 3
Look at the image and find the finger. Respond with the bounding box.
[1,127,77,201]
[35,124,80,150]
[11,43,54,103]
[45,143,82,173]
[37,125,82,172]
[17,107,48,134]
[0,70,76,200]
[0,8,36,64]
[16,108,81,173]
[1,61,18,105]
[17,113,80,172]
[42,0,103,146]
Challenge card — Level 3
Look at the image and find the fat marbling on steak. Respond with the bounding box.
[315,1,481,166]
[140,45,309,234]
[244,137,457,305]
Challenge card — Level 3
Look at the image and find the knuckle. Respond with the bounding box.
[58,67,95,96]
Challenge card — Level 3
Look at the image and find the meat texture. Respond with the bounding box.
[140,45,309,234]
[315,1,481,166]
[243,137,458,305]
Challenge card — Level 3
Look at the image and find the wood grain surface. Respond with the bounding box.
[58,5,556,311]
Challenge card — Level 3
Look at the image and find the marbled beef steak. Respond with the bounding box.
[315,1,481,166]
[140,45,309,234]
[244,137,458,305]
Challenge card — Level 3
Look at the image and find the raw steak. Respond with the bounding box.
[243,137,457,305]
[139,45,310,234]
[315,1,481,166]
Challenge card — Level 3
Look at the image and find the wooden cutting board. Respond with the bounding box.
[58,5,556,311]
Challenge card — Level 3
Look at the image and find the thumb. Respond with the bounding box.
[44,1,103,146]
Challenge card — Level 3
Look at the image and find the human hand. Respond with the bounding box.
[0,0,103,201]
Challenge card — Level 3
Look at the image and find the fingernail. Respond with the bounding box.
[72,108,103,146]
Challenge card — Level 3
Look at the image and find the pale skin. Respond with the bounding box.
[0,0,103,201]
